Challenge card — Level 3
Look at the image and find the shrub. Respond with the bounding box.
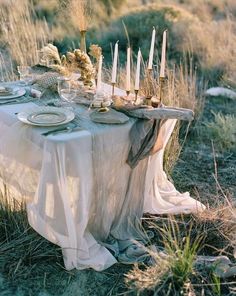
[98,0,127,14]
[125,219,203,295]
[183,16,236,86]
[96,4,196,65]
[206,112,236,151]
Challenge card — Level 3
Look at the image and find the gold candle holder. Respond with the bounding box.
[80,30,87,53]
[159,76,165,104]
[145,68,154,104]
[147,68,153,76]
[134,89,139,104]
[111,82,115,97]
[145,95,152,106]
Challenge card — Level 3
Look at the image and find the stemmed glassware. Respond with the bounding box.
[57,77,77,105]
[17,66,33,85]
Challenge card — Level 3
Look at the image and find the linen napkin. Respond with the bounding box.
[112,104,165,168]
[127,117,166,168]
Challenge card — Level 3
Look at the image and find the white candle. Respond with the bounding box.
[160,30,167,78]
[111,41,118,84]
[126,47,131,92]
[96,55,103,91]
[134,48,141,90]
[148,27,156,70]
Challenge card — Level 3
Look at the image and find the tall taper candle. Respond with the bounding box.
[126,47,131,92]
[160,30,167,78]
[96,55,103,91]
[111,41,118,84]
[134,48,141,90]
[148,27,156,70]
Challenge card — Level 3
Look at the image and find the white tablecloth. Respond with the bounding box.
[0,89,205,271]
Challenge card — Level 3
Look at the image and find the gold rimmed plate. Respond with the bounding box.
[17,106,75,126]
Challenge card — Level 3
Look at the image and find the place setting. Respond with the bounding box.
[0,85,26,105]
[16,105,84,136]
[11,73,83,136]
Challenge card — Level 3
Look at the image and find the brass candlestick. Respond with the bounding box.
[134,89,139,104]
[159,76,165,104]
[80,30,87,53]
[145,95,152,106]
[147,68,153,76]
[144,68,154,105]
[111,82,115,97]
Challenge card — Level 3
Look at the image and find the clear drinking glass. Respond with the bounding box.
[57,77,77,104]
[17,66,32,85]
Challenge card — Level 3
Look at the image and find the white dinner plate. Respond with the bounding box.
[0,86,26,100]
[17,106,75,126]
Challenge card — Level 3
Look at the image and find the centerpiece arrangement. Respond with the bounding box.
[25,0,193,124]
[31,26,167,110]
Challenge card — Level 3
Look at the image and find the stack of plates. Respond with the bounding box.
[17,106,75,126]
[0,86,26,101]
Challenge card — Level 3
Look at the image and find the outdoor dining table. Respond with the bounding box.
[0,82,205,271]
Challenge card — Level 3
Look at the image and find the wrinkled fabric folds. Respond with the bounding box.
[0,83,206,271]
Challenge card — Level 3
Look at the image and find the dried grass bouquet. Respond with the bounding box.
[32,43,99,92]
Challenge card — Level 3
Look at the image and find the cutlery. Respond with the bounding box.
[42,123,82,136]
[0,99,21,105]
[0,98,29,105]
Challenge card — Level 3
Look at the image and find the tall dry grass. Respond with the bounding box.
[0,0,50,66]
[65,0,91,32]
[165,61,204,112]
[106,55,204,175]
[0,51,17,82]
[164,60,205,173]
[126,189,236,295]
[176,14,236,86]
[0,183,72,293]
[125,218,203,295]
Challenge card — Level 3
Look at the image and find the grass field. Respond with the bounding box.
[0,0,235,295]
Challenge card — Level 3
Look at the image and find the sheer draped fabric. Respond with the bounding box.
[0,92,205,271]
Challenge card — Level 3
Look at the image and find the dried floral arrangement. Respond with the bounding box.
[64,49,95,85]
[32,43,102,92]
[89,44,102,73]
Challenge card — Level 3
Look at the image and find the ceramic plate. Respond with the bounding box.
[0,86,26,100]
[17,106,75,126]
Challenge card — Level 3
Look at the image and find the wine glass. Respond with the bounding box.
[17,66,32,85]
[57,77,77,105]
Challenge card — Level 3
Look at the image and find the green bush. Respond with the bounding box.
[96,5,189,65]
[98,0,126,13]
[206,112,236,151]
